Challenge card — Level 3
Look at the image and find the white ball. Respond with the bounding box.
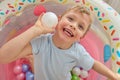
[72,67,81,76]
[41,12,58,27]
[80,70,88,78]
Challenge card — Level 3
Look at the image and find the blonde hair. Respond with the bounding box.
[62,5,94,26]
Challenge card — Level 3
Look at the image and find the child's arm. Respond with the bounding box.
[92,60,120,80]
[0,14,55,63]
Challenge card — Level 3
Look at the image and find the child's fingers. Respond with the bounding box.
[48,27,56,33]
[35,12,45,24]
[39,13,44,18]
[38,12,45,21]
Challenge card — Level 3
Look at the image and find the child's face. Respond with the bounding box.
[55,10,91,43]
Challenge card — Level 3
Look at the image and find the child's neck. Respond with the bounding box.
[52,34,73,50]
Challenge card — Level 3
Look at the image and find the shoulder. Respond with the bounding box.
[30,33,52,48]
[31,33,52,42]
[74,42,87,53]
[30,33,52,55]
[74,42,94,70]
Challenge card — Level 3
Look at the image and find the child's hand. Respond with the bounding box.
[33,13,55,36]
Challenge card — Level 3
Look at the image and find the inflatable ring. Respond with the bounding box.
[0,0,120,80]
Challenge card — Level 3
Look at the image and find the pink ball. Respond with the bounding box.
[34,5,46,16]
[13,65,22,74]
[16,72,25,80]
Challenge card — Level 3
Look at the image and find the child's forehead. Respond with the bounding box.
[66,10,82,16]
[61,5,92,21]
[65,9,88,17]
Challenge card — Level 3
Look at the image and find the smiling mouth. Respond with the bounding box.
[63,28,74,37]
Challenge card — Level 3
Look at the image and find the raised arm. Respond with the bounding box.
[92,60,120,80]
[0,14,55,63]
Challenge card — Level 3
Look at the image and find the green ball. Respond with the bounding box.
[71,74,80,80]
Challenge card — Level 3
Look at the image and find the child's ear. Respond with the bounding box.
[58,15,61,21]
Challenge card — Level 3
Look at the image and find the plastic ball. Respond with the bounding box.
[71,74,80,80]
[13,65,22,74]
[72,67,81,76]
[16,72,25,80]
[26,71,34,80]
[41,12,58,27]
[34,5,46,16]
[80,70,88,78]
[22,64,29,72]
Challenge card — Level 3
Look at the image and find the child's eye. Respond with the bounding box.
[78,25,84,30]
[67,17,73,21]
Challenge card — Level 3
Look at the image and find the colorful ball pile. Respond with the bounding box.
[13,63,34,80]
[71,66,89,80]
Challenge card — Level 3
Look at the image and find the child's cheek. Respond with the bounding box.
[61,21,68,27]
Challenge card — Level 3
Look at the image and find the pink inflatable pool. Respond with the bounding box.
[0,25,110,80]
[0,0,115,80]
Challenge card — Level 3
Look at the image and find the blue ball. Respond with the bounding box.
[22,64,29,72]
[26,71,34,80]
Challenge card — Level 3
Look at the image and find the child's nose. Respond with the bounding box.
[70,25,75,30]
[70,23,76,30]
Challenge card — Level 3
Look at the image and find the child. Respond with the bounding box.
[0,5,120,80]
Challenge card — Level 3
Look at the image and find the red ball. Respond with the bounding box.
[34,5,46,16]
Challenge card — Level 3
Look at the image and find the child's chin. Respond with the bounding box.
[62,36,72,42]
